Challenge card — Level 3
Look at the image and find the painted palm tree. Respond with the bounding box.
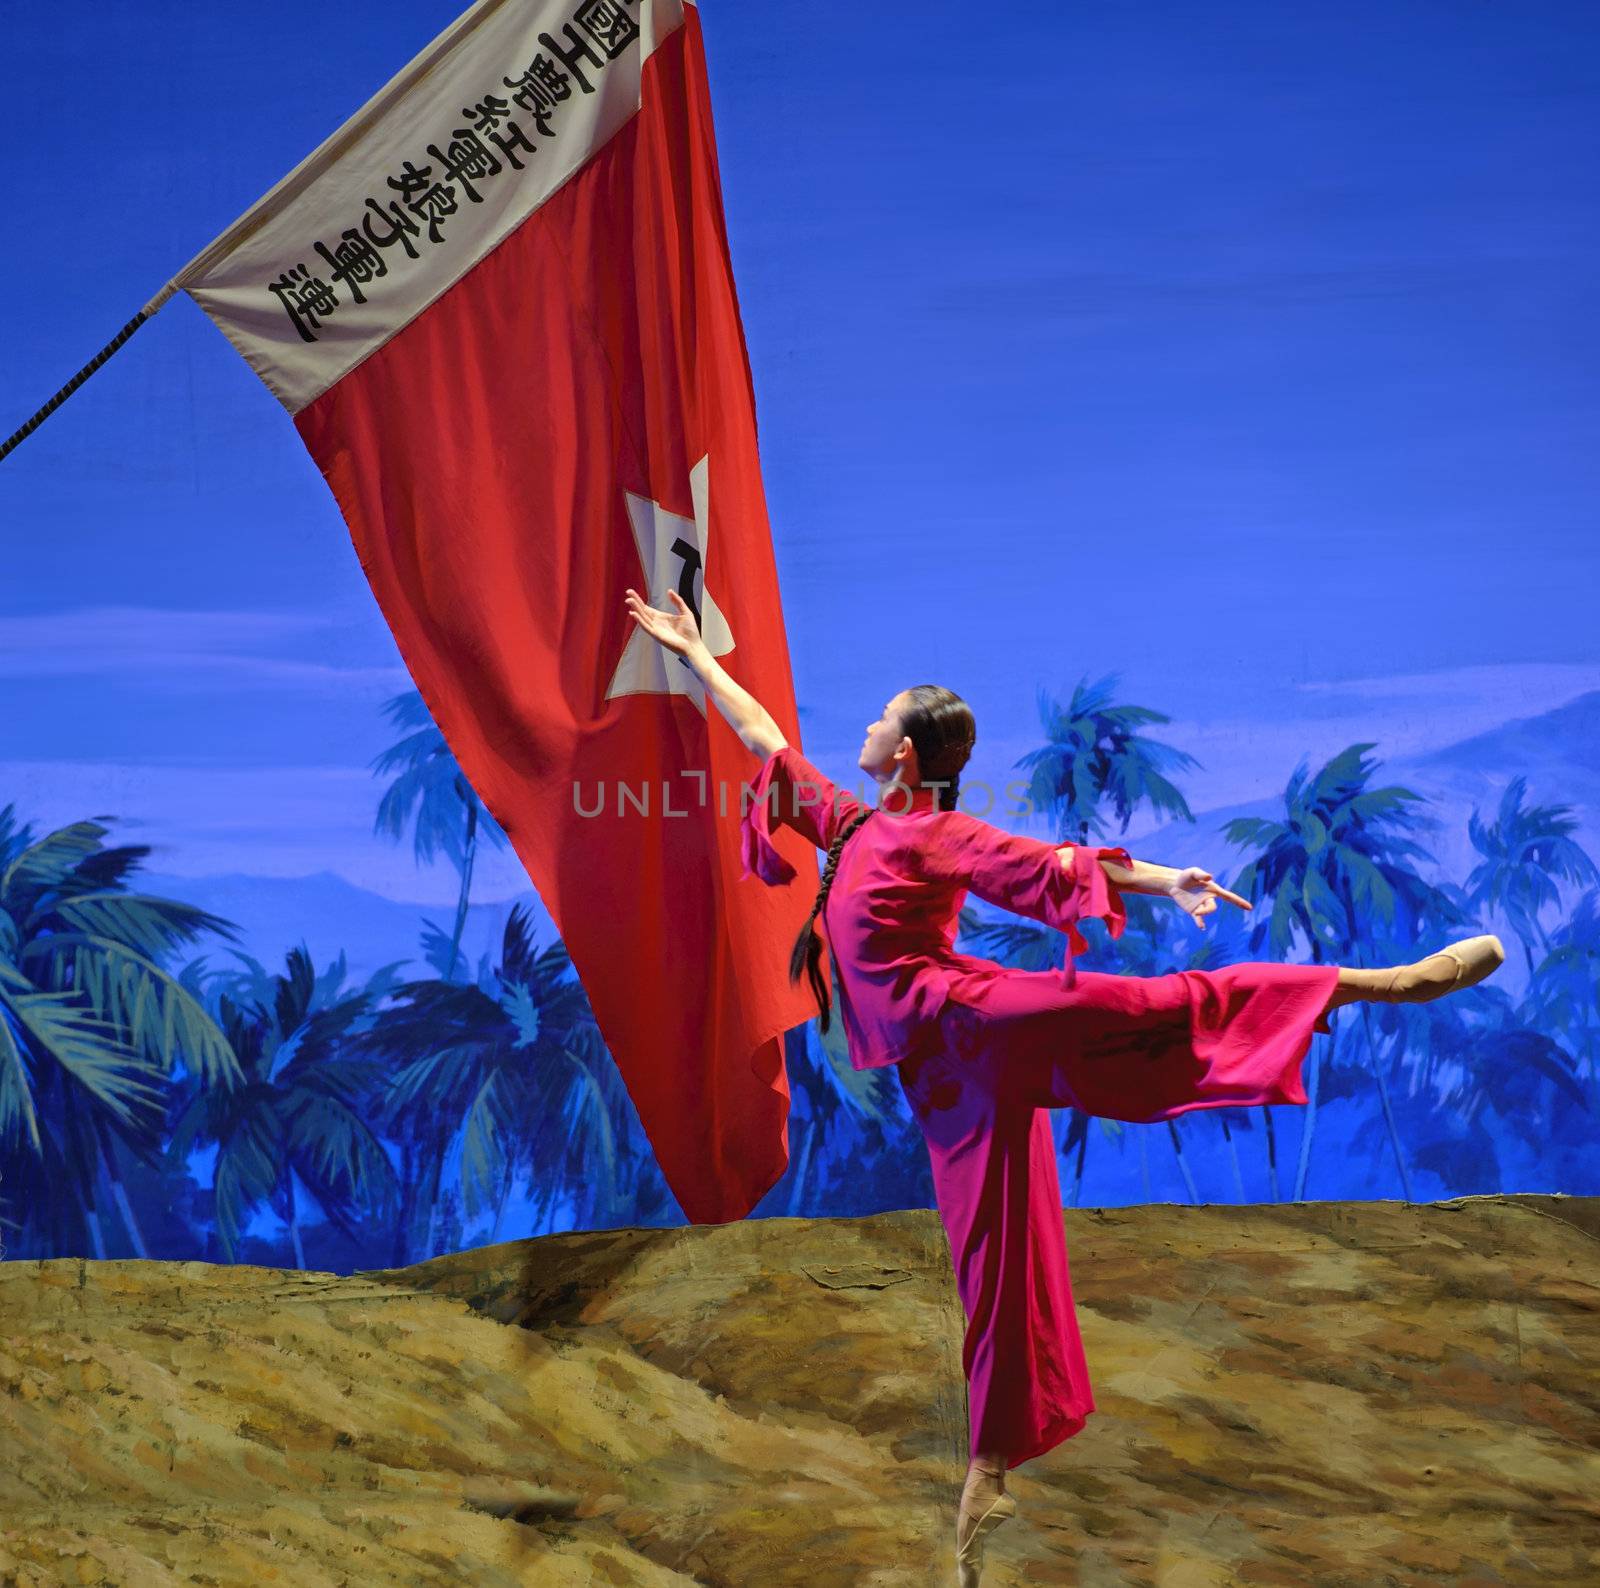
[365,903,644,1258]
[982,679,1200,1204]
[371,690,511,981]
[1465,777,1598,978]
[1014,675,1198,846]
[168,945,400,1265]
[783,1010,903,1216]
[1375,982,1588,1195]
[1224,744,1460,1202]
[1528,890,1600,1085]
[781,1025,835,1217]
[0,804,240,1260]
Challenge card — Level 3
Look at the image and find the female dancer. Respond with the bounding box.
[624,588,1504,1584]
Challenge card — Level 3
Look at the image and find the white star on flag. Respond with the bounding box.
[607,454,734,715]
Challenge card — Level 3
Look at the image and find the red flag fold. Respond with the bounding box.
[179,1,818,1222]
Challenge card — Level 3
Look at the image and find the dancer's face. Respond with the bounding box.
[859,691,916,784]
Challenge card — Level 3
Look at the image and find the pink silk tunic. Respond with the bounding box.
[739,744,1133,1069]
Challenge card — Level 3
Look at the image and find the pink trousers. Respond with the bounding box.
[895,961,1340,1468]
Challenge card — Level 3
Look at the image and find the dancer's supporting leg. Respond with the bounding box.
[956,1449,1017,1586]
[964,1449,1007,1498]
[1319,933,1505,1022]
[897,1024,1085,1580]
[910,936,1504,1580]
[959,1450,1008,1545]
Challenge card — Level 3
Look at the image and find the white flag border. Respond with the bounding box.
[168,0,694,415]
[173,0,518,296]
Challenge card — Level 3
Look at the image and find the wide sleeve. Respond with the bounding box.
[739,745,868,886]
[915,811,1132,955]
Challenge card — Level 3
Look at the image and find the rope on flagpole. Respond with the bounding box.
[1,0,520,467]
[0,280,180,465]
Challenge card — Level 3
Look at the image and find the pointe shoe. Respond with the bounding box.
[1371,934,1505,1004]
[956,1489,1017,1587]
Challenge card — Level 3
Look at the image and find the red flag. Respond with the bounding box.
[176,1,819,1222]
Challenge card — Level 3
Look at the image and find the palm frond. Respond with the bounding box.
[50,891,240,958]
[0,982,162,1134]
[1,819,112,911]
[30,932,242,1087]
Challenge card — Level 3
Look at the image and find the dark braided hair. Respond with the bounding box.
[788,684,978,1029]
[788,806,875,1032]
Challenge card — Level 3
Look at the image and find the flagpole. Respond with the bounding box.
[0,280,180,465]
[1,0,516,466]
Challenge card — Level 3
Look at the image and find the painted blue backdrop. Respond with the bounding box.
[1,2,1596,1270]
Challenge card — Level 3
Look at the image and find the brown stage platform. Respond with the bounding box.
[3,1195,1597,1585]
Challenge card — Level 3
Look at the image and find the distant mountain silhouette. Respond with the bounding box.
[1398,690,1600,888]
[131,694,1598,985]
[1097,691,1600,904]
[135,867,554,986]
[1414,689,1600,778]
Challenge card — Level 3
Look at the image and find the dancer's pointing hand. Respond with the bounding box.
[1169,867,1252,930]
[624,588,705,659]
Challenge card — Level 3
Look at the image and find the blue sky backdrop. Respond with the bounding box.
[1,0,1596,915]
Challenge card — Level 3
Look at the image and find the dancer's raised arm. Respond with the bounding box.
[623,588,786,758]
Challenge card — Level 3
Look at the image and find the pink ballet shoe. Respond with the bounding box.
[1370,935,1505,1004]
[956,1487,1017,1586]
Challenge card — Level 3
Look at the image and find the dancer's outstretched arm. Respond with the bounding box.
[623,588,786,757]
[1058,847,1252,930]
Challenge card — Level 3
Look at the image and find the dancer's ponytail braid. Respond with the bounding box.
[788,807,876,1032]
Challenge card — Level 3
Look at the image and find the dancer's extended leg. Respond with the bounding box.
[1027,962,1341,1122]
[1319,934,1505,1021]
